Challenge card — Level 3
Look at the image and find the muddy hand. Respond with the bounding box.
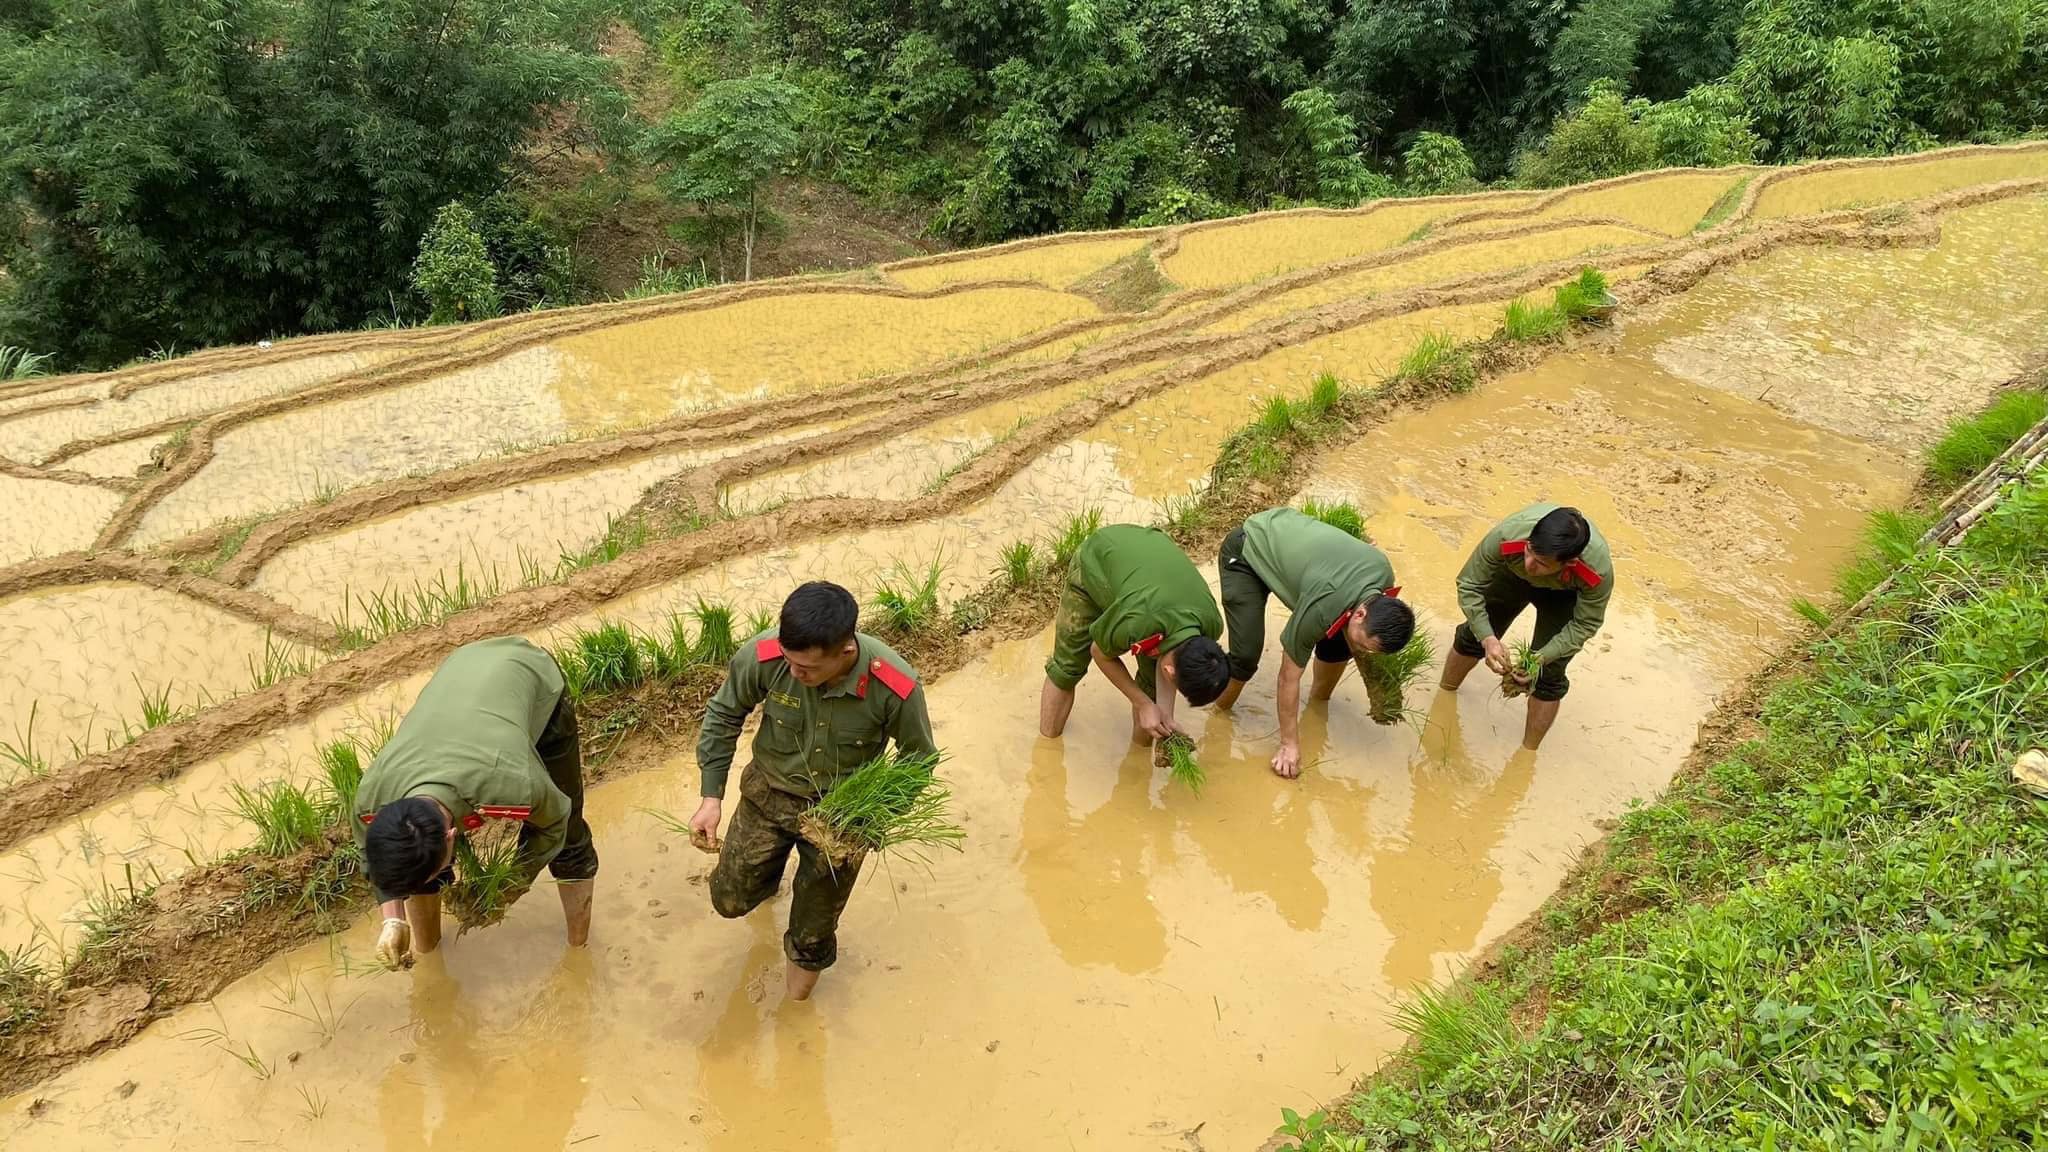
[689,796,724,854]
[1481,635,1512,676]
[1136,701,1175,741]
[375,917,413,971]
[1270,741,1302,779]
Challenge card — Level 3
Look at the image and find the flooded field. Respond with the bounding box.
[3,146,2047,1148]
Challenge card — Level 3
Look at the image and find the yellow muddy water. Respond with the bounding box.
[1163,194,1541,290]
[1450,170,1752,237]
[887,237,1152,292]
[61,436,167,481]
[0,351,392,465]
[1752,145,2048,218]
[0,475,124,566]
[1648,192,2048,448]
[1206,225,1654,334]
[251,425,845,619]
[0,675,424,959]
[0,583,319,786]
[547,286,1100,427]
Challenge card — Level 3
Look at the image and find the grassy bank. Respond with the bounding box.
[1279,392,2048,1150]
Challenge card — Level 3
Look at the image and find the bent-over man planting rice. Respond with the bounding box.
[688,581,940,1001]
[356,636,599,971]
[1212,506,1417,777]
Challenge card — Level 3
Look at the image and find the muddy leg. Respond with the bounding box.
[1439,648,1482,690]
[1522,698,1561,750]
[784,834,864,1000]
[1039,679,1077,738]
[557,880,594,946]
[405,892,443,955]
[1308,657,1346,701]
[1212,679,1248,709]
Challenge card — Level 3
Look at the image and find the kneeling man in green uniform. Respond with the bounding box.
[1212,506,1416,778]
[358,636,598,971]
[687,581,937,1001]
[1038,523,1231,743]
[1439,503,1614,750]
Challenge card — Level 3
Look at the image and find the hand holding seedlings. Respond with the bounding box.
[1500,642,1542,698]
[1480,635,1513,676]
[688,796,724,854]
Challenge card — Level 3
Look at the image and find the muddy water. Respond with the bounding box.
[1090,303,1505,501]
[1206,225,1653,335]
[1162,195,1542,290]
[1649,192,2048,448]
[0,351,393,465]
[0,676,424,960]
[727,381,1100,509]
[0,583,321,785]
[61,435,167,481]
[888,237,1151,292]
[1753,146,2048,218]
[547,286,1100,428]
[0,475,124,566]
[252,426,845,619]
[1451,171,1751,237]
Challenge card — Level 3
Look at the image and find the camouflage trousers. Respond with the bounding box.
[708,765,865,971]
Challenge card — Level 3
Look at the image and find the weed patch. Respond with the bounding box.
[1926,388,2046,488]
[1396,333,1476,393]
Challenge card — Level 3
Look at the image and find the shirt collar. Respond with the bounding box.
[820,637,869,698]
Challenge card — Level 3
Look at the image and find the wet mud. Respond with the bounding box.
[60,437,169,482]
[0,477,125,567]
[1449,170,1755,238]
[1161,193,1542,289]
[887,236,1152,292]
[1753,142,2048,219]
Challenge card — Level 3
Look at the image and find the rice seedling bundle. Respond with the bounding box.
[444,820,530,931]
[1356,632,1436,724]
[798,749,962,869]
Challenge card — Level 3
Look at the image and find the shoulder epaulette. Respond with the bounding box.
[756,637,784,661]
[867,656,916,700]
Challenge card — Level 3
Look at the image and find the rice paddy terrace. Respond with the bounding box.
[3,143,2048,1149]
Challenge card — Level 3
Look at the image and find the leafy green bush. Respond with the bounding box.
[1927,390,2048,488]
[411,203,502,324]
[1401,132,1479,195]
[1639,82,1763,167]
[1518,82,1656,186]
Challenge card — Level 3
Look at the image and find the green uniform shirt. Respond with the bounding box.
[696,631,938,799]
[1456,503,1615,663]
[1074,524,1224,657]
[1241,507,1398,667]
[353,637,570,899]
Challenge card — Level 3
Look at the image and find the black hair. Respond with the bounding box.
[1528,506,1591,562]
[1363,595,1415,652]
[365,797,450,898]
[1173,636,1231,706]
[780,580,859,651]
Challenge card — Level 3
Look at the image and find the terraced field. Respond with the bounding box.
[4,142,2048,1150]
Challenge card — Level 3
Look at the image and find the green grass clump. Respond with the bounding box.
[1159,490,1210,539]
[0,346,52,381]
[557,512,654,574]
[999,539,1039,588]
[692,599,739,665]
[1397,332,1477,393]
[873,556,947,636]
[1834,507,1932,604]
[230,779,327,857]
[1,701,50,782]
[1160,733,1204,794]
[745,608,777,638]
[1306,371,1344,418]
[1355,632,1435,723]
[638,612,697,680]
[0,945,55,1036]
[798,749,962,867]
[247,632,316,691]
[557,620,645,700]
[1552,266,1610,319]
[1926,389,2047,488]
[1502,297,1567,342]
[1287,474,2048,1151]
[1049,506,1104,568]
[1300,498,1367,540]
[332,561,506,649]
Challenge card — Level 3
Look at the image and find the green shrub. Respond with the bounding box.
[1503,298,1567,341]
[1401,132,1478,195]
[1926,390,2047,488]
[411,203,502,324]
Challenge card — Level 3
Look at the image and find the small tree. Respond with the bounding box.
[1282,88,1396,205]
[1401,132,1478,195]
[1640,82,1763,167]
[644,73,805,281]
[1517,82,1657,186]
[411,203,501,324]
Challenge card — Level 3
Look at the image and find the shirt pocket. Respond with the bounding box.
[758,701,807,754]
[833,710,886,771]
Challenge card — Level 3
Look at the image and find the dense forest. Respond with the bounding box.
[2,0,2045,368]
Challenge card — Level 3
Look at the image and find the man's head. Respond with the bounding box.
[779,581,861,687]
[1523,506,1591,578]
[1344,593,1415,655]
[1163,636,1230,706]
[364,797,456,899]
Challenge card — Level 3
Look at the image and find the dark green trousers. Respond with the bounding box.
[708,765,865,971]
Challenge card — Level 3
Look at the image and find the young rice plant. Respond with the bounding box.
[1159,732,1205,794]
[1356,632,1436,724]
[798,749,963,868]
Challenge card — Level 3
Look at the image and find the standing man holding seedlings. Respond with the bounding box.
[1039,523,1231,744]
[1212,506,1416,777]
[357,636,598,971]
[687,581,938,1001]
[1438,503,1613,750]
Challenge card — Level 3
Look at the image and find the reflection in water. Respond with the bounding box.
[378,948,592,1148]
[697,924,834,1152]
[1017,737,1170,974]
[1372,691,1539,988]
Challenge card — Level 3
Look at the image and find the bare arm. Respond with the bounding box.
[1271,656,1305,778]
